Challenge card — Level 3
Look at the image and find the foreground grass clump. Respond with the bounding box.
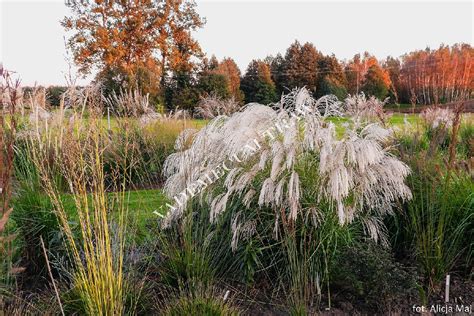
[29,112,130,315]
[3,86,204,314]
[160,89,413,312]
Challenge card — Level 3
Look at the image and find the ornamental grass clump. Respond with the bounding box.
[196,94,241,119]
[24,94,132,315]
[420,106,455,129]
[104,89,153,117]
[162,88,412,310]
[393,102,473,293]
[344,92,391,126]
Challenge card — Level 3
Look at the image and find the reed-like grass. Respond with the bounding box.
[0,69,23,296]
[26,106,129,314]
[393,103,473,293]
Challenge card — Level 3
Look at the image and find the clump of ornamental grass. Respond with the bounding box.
[158,285,239,316]
[27,106,130,315]
[0,69,24,293]
[196,94,242,119]
[162,88,412,311]
[62,83,103,112]
[104,88,153,117]
[420,107,455,154]
[344,92,391,126]
[420,106,455,129]
[26,87,51,124]
[163,88,411,233]
[393,102,473,293]
[11,140,65,280]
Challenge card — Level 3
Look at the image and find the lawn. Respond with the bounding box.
[57,189,169,241]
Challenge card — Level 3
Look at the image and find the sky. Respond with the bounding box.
[0,0,472,86]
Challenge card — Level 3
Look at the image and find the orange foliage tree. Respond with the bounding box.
[345,52,392,99]
[215,58,243,101]
[398,44,473,104]
[62,0,205,96]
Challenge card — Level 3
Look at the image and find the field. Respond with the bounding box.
[1,87,473,315]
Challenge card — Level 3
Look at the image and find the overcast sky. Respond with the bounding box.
[1,0,472,86]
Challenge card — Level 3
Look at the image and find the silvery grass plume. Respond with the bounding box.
[344,92,391,126]
[420,106,455,129]
[27,87,51,124]
[138,108,191,127]
[104,89,152,117]
[162,88,412,244]
[61,83,104,111]
[162,103,277,224]
[169,108,191,120]
[196,94,242,119]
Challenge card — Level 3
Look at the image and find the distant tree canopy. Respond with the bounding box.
[316,54,347,99]
[267,41,322,97]
[344,52,392,98]
[397,44,473,104]
[241,60,277,104]
[215,58,244,101]
[281,41,321,94]
[362,65,390,100]
[63,0,205,106]
[62,0,472,110]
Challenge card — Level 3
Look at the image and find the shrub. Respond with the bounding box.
[331,241,419,312]
[46,86,67,107]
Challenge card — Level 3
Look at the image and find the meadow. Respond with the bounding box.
[0,85,473,315]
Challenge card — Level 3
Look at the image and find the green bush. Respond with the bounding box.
[46,86,67,107]
[331,241,418,312]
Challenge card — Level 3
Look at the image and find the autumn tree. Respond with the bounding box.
[361,65,390,99]
[266,53,285,96]
[399,44,473,104]
[215,58,243,101]
[241,60,277,104]
[383,56,402,103]
[202,55,219,72]
[164,70,199,111]
[62,0,205,101]
[345,53,391,99]
[280,41,321,94]
[197,56,230,98]
[316,54,347,99]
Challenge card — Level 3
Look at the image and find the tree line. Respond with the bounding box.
[44,0,472,110]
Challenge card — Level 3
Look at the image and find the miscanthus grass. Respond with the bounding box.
[162,88,412,311]
[196,94,242,119]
